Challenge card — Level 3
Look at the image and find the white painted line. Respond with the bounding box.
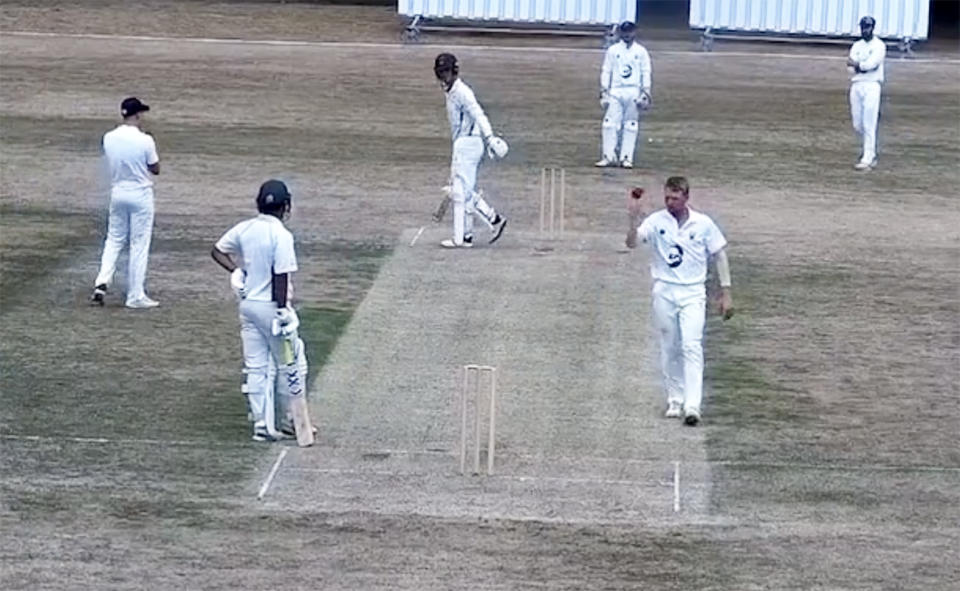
[3,30,958,64]
[284,466,655,487]
[673,461,681,513]
[410,226,425,247]
[257,448,288,500]
[0,433,234,447]
[4,435,960,474]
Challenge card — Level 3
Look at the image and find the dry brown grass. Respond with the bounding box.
[1,3,958,589]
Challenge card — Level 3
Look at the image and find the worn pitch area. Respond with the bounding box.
[264,228,709,523]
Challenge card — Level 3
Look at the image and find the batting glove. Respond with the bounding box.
[486,136,509,160]
[230,268,246,299]
[272,307,300,337]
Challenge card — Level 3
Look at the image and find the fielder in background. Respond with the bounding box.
[847,15,886,170]
[211,180,314,445]
[597,22,652,169]
[626,177,733,426]
[433,53,509,248]
[90,97,160,308]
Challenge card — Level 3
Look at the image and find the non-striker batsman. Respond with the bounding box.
[211,180,314,445]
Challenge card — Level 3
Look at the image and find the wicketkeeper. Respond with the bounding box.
[597,22,653,169]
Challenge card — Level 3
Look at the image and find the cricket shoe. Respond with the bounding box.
[125,296,159,309]
[252,426,279,442]
[665,401,683,419]
[440,236,473,249]
[854,159,877,170]
[683,407,702,426]
[620,159,633,169]
[90,284,107,306]
[489,215,507,244]
[594,157,616,167]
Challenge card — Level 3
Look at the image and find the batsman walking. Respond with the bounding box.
[626,177,733,426]
[433,53,509,248]
[211,180,314,445]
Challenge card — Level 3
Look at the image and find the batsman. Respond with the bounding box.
[211,179,314,446]
[433,52,509,248]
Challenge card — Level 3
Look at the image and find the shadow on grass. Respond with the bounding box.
[0,204,101,311]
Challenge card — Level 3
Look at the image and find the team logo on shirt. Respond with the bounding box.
[620,65,633,79]
[667,244,684,268]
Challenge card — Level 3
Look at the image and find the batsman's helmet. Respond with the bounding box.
[256,179,292,215]
[434,53,458,79]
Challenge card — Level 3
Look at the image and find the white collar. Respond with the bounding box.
[257,213,285,225]
[445,78,462,95]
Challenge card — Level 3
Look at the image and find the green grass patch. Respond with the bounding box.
[0,206,393,531]
[0,205,101,310]
[298,305,355,391]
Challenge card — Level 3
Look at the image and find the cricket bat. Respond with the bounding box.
[279,338,315,447]
[433,195,450,222]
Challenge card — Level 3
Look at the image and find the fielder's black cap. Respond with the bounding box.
[859,15,876,27]
[619,21,637,32]
[257,179,291,205]
[120,97,149,117]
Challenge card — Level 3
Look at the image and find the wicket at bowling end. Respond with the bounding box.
[539,167,566,239]
[460,364,497,476]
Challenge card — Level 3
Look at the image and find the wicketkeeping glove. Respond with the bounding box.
[637,90,652,111]
[599,90,611,109]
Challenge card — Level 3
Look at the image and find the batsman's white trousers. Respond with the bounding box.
[602,87,641,163]
[652,280,706,411]
[94,187,155,303]
[850,80,881,163]
[450,136,496,245]
[239,300,306,431]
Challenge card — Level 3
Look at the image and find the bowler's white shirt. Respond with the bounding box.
[216,214,298,302]
[637,208,727,285]
[849,37,886,83]
[445,78,494,142]
[601,41,652,92]
[102,124,159,192]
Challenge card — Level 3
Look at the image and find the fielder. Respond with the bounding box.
[597,22,652,169]
[211,180,313,444]
[847,15,886,170]
[626,177,733,426]
[433,53,509,248]
[90,97,161,308]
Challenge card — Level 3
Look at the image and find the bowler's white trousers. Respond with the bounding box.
[450,136,497,244]
[849,80,881,163]
[652,280,706,411]
[602,87,641,163]
[94,187,154,303]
